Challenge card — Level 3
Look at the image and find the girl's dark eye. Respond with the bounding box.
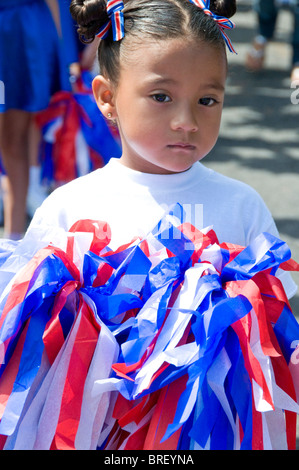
[199,97,216,106]
[152,94,171,103]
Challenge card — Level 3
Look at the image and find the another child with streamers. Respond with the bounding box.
[0,0,78,239]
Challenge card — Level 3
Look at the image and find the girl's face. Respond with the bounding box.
[94,37,227,174]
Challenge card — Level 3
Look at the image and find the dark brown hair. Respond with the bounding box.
[70,0,236,84]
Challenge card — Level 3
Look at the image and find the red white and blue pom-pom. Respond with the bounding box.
[0,204,299,450]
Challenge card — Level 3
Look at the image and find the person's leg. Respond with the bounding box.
[255,0,278,39]
[0,110,32,238]
[291,1,299,80]
[246,0,278,71]
[27,120,48,218]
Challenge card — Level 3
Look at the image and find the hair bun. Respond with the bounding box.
[70,0,109,43]
[70,0,237,44]
[209,0,236,19]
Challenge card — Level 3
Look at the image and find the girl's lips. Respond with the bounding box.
[167,143,196,150]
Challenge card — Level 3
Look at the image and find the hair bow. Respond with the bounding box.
[189,0,236,53]
[96,0,125,41]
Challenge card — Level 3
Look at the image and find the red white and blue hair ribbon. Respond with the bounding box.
[189,0,237,53]
[96,0,125,41]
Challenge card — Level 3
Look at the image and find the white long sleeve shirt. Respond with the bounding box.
[28,158,297,298]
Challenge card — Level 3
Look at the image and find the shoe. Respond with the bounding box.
[245,35,267,72]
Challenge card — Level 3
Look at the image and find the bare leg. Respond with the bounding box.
[0,110,32,238]
[27,120,48,218]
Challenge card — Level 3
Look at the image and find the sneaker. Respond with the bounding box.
[245,35,267,72]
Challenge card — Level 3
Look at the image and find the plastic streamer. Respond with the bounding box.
[0,203,299,450]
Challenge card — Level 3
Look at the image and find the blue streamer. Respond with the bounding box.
[221,232,292,282]
[0,297,52,436]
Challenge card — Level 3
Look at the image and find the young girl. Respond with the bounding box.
[0,0,299,451]
[28,0,296,297]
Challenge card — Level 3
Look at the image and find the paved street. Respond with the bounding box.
[205,0,299,318]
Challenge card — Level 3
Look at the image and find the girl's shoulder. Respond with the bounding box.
[48,164,113,200]
[198,163,265,202]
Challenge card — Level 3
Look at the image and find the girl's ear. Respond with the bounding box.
[92,75,116,119]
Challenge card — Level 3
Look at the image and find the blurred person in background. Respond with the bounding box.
[0,0,79,240]
[246,0,299,81]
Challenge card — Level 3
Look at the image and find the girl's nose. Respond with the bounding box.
[170,105,198,133]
